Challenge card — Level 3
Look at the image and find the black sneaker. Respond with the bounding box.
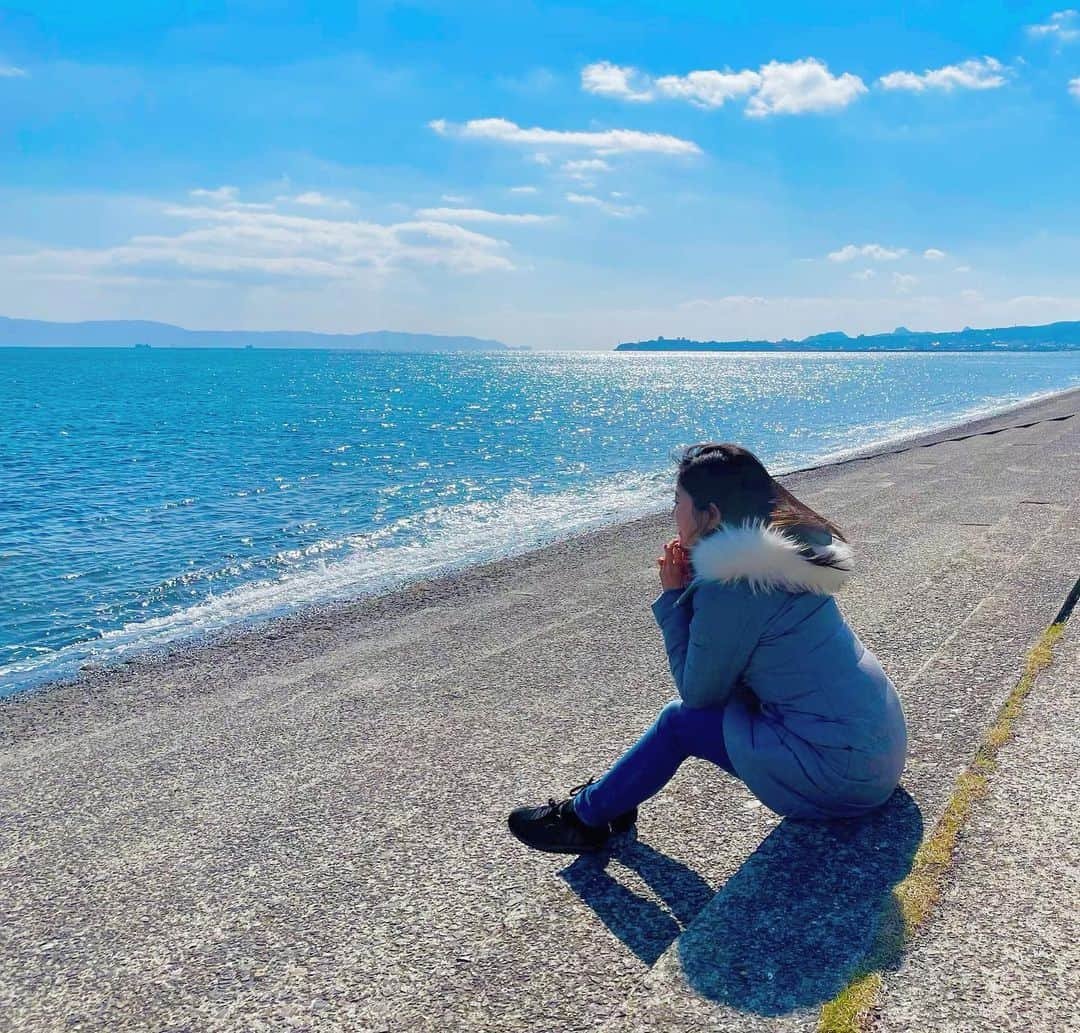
[609,806,638,835]
[507,781,638,855]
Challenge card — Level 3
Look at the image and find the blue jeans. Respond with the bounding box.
[572,699,739,828]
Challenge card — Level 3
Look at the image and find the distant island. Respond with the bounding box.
[615,321,1080,353]
[0,316,525,353]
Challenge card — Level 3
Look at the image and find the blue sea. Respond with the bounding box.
[2,346,1078,696]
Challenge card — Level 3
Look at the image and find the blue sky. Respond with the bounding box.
[2,1,1079,349]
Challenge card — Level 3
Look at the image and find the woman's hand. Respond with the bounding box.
[658,537,693,591]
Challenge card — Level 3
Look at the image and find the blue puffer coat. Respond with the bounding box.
[651,519,907,819]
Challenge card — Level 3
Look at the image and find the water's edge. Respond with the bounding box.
[4,384,1078,704]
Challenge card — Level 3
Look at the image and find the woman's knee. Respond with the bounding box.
[656,698,691,735]
[655,698,717,742]
[657,698,735,772]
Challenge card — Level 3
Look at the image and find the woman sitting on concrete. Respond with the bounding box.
[508,442,908,854]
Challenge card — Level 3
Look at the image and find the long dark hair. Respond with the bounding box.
[674,442,848,545]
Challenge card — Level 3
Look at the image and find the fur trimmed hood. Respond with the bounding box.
[688,518,854,596]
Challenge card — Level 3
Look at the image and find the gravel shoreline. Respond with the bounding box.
[5,383,1077,713]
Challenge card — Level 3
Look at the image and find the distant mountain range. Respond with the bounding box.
[615,321,1080,353]
[0,316,524,352]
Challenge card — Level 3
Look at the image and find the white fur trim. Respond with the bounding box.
[688,518,854,596]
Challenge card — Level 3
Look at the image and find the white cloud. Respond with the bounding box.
[1070,76,1080,98]
[955,265,972,273]
[828,243,908,262]
[878,57,1008,92]
[415,207,556,224]
[893,272,918,294]
[441,193,468,203]
[565,192,645,217]
[429,117,701,156]
[654,69,763,109]
[562,158,612,174]
[581,58,864,117]
[0,64,27,78]
[190,186,239,202]
[187,187,272,211]
[6,202,517,286]
[276,191,353,210]
[561,158,612,184]
[677,295,770,310]
[508,185,538,194]
[851,269,876,281]
[923,248,946,260]
[1026,10,1079,42]
[961,289,984,302]
[747,59,868,116]
[580,61,655,102]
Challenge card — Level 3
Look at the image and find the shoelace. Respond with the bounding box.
[568,779,595,798]
[544,779,596,819]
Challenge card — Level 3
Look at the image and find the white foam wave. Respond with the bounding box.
[3,381,1074,698]
[1,468,674,696]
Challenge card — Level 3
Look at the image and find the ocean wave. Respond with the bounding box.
[0,467,675,696]
[2,378,1075,699]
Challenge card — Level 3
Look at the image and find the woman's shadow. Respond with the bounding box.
[559,788,922,1016]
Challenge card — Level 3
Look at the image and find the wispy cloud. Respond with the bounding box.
[923,248,946,260]
[878,57,1009,92]
[893,272,918,294]
[1026,10,1079,43]
[561,158,612,183]
[508,185,538,194]
[415,207,556,224]
[851,269,876,281]
[0,64,27,78]
[277,191,353,210]
[565,192,645,217]
[190,186,239,202]
[828,243,908,262]
[5,201,518,286]
[429,117,701,156]
[185,186,272,210]
[1070,76,1080,98]
[581,58,866,116]
[188,186,273,211]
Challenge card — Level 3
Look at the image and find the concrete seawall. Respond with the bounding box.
[2,386,1078,1032]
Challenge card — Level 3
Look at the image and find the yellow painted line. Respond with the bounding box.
[817,616,1068,1033]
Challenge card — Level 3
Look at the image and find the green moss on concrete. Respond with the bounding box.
[819,971,882,1033]
[817,619,1067,1033]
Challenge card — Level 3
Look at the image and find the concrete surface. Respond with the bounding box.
[873,619,1079,1033]
[1,386,1078,1033]
[599,401,1080,1033]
